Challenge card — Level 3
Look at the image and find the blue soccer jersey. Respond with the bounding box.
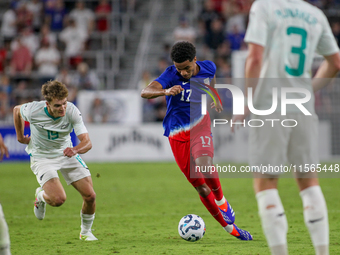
[155,60,216,141]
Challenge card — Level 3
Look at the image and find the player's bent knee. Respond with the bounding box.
[195,184,211,197]
[83,192,96,204]
[51,195,66,207]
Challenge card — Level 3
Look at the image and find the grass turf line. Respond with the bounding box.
[1,162,339,254]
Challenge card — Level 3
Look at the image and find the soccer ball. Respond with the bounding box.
[178,214,205,242]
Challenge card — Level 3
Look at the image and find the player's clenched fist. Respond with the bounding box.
[63,147,78,157]
[165,85,184,96]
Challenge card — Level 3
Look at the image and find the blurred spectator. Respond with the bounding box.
[88,97,109,123]
[55,67,78,103]
[153,58,168,77]
[69,0,95,36]
[204,18,225,54]
[35,39,61,84]
[225,4,246,34]
[0,42,9,74]
[215,56,231,79]
[216,41,231,61]
[11,80,37,106]
[211,0,223,13]
[0,90,9,121]
[0,75,13,106]
[95,0,112,32]
[0,75,12,118]
[16,1,34,32]
[27,0,43,33]
[10,37,32,77]
[1,5,17,43]
[59,18,88,68]
[39,24,57,47]
[199,0,221,34]
[73,62,100,90]
[10,0,21,10]
[45,0,67,32]
[173,16,197,43]
[138,70,154,91]
[332,22,340,47]
[11,26,39,55]
[119,0,136,12]
[226,24,245,51]
[161,43,172,65]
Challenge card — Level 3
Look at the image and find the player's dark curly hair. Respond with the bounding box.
[41,80,69,102]
[170,41,196,63]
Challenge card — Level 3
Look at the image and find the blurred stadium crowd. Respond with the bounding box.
[0,0,340,125]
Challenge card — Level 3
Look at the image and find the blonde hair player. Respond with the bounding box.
[13,80,98,241]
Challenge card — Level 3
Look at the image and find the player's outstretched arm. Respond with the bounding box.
[0,133,9,161]
[141,81,183,99]
[63,133,92,157]
[312,52,340,92]
[13,105,31,144]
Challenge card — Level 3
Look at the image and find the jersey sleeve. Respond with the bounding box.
[70,104,88,136]
[316,11,340,56]
[244,0,269,47]
[155,67,174,89]
[20,101,37,122]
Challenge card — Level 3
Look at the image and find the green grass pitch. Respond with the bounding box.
[1,162,340,254]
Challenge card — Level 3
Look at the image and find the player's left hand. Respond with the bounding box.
[211,101,223,113]
[0,144,9,162]
[63,147,78,157]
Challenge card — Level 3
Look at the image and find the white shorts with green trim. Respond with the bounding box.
[30,154,91,187]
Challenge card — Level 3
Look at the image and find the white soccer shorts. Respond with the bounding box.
[30,154,91,187]
[249,113,318,176]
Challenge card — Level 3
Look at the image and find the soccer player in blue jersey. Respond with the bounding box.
[141,41,252,240]
[0,133,11,255]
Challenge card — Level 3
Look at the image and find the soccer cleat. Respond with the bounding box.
[34,187,46,220]
[231,224,253,241]
[218,200,235,224]
[79,231,98,241]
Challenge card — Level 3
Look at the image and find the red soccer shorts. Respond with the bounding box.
[169,129,214,187]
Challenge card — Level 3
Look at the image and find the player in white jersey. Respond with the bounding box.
[13,80,98,241]
[233,0,340,254]
[0,134,11,255]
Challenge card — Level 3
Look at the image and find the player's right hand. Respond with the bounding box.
[18,134,31,144]
[165,85,184,96]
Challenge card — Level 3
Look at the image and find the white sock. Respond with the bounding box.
[80,211,95,234]
[223,224,233,233]
[215,196,226,206]
[256,189,288,255]
[300,186,329,255]
[37,190,46,203]
[0,204,11,255]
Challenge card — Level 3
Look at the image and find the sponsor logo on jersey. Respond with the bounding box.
[61,123,70,129]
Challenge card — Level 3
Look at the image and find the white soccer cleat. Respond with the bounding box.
[34,187,46,220]
[79,231,98,241]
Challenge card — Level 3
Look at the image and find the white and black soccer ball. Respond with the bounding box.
[178,214,205,242]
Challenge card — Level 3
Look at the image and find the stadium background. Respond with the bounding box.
[1,0,340,163]
[1,0,340,254]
